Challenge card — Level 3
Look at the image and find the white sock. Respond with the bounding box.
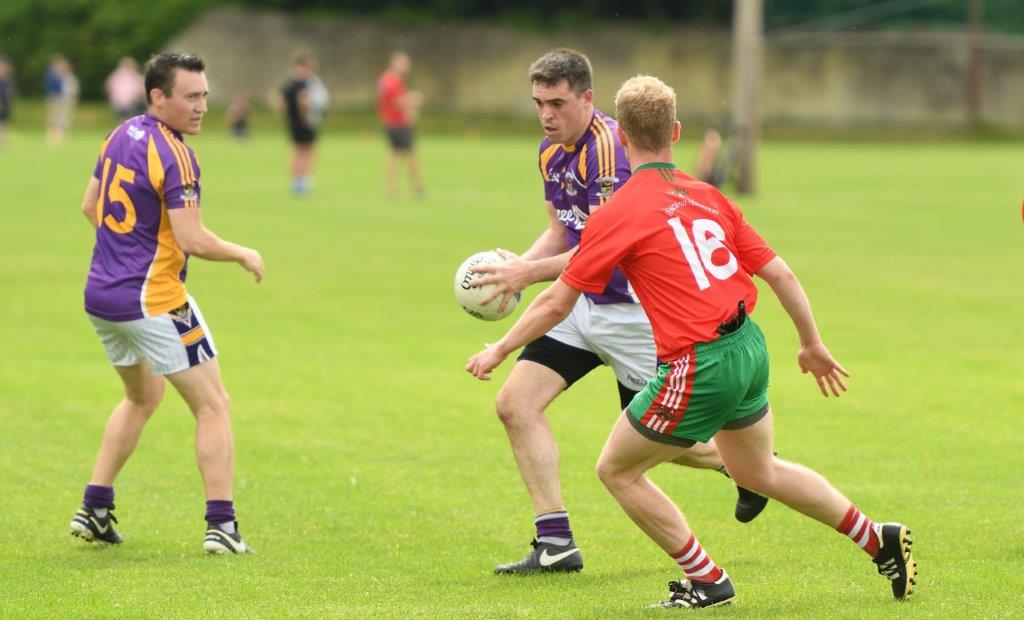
[219,521,236,534]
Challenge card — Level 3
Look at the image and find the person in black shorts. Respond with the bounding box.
[281,50,319,195]
[377,51,424,199]
[227,92,250,140]
[386,125,413,151]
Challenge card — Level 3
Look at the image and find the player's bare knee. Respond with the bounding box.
[595,456,628,491]
[125,380,164,416]
[494,387,535,428]
[192,393,230,421]
[730,464,775,495]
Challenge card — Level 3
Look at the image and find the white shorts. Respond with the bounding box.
[88,296,217,375]
[546,295,657,391]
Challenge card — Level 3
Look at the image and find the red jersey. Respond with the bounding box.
[561,163,777,361]
[377,71,408,128]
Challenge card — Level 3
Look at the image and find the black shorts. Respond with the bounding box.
[385,126,414,151]
[518,335,638,409]
[289,124,317,145]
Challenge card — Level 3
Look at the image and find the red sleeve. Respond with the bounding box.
[727,199,776,274]
[560,199,635,293]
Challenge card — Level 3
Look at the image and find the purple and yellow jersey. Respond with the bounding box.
[539,109,633,305]
[84,113,200,321]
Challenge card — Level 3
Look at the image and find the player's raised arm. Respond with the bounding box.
[80,176,100,228]
[167,208,264,283]
[756,255,849,396]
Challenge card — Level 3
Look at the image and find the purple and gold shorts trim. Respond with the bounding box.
[88,296,217,375]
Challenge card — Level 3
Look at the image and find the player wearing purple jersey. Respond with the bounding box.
[467,49,768,574]
[69,53,264,555]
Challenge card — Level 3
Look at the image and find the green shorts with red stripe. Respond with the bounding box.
[626,318,770,447]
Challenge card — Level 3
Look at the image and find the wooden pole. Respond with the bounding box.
[966,0,984,129]
[732,0,763,194]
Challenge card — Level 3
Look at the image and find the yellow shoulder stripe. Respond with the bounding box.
[539,143,561,181]
[592,115,616,181]
[168,127,196,186]
[157,124,195,187]
[157,125,189,185]
[98,135,112,160]
[97,121,127,160]
[147,135,165,195]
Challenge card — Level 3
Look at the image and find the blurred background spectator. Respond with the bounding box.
[105,57,145,119]
[45,55,77,144]
[0,56,15,146]
[227,91,251,139]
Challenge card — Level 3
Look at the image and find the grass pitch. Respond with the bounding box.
[0,128,1022,617]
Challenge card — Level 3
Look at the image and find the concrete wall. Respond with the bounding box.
[169,7,1024,129]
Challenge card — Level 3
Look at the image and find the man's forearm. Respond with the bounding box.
[765,270,822,347]
[521,229,574,284]
[494,283,578,356]
[522,251,573,284]
[521,228,566,262]
[183,230,246,263]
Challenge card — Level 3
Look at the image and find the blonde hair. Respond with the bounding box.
[291,48,316,67]
[614,75,677,152]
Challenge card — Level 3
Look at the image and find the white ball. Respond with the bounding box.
[453,251,521,321]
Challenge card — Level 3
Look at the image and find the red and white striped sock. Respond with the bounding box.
[671,534,724,583]
[836,504,881,558]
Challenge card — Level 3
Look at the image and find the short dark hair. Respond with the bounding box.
[529,48,593,95]
[144,52,205,104]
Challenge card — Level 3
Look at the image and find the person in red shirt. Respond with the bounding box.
[377,51,424,199]
[467,75,915,609]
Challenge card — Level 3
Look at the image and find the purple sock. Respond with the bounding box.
[83,484,114,510]
[205,500,235,525]
[535,510,573,543]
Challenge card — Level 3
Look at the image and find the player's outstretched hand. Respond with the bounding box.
[466,343,508,381]
[798,343,849,397]
[471,248,530,312]
[240,248,264,283]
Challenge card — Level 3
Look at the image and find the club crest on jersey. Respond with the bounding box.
[552,169,577,195]
[597,176,619,199]
[181,184,197,202]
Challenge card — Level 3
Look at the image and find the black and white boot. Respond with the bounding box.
[651,573,736,609]
[203,522,253,555]
[70,506,123,545]
[873,522,916,600]
[494,539,582,574]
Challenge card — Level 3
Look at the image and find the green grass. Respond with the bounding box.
[0,127,1022,617]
